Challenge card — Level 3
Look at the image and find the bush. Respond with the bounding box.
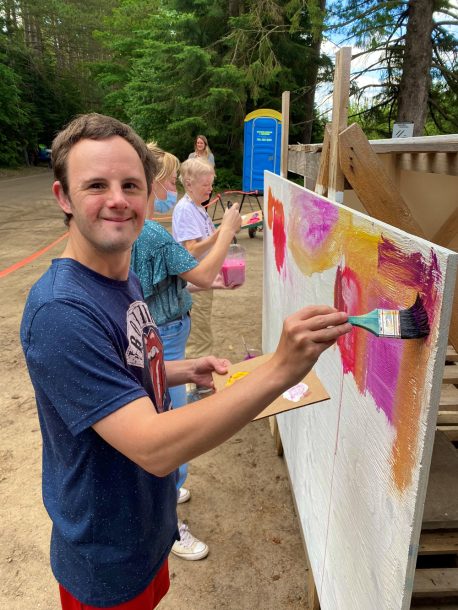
[213,167,242,191]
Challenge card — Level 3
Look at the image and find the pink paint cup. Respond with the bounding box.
[221,244,246,287]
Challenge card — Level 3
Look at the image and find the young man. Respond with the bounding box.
[20,113,351,610]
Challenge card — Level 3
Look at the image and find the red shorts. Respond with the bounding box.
[59,559,170,610]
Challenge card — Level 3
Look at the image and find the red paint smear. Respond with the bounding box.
[334,266,361,374]
[267,187,287,274]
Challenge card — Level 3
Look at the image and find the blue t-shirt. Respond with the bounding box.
[131,220,198,326]
[20,258,178,607]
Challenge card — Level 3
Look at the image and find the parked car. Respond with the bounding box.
[36,144,52,167]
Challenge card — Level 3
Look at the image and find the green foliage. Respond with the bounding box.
[348,102,393,140]
[213,167,241,191]
[328,0,457,135]
[0,55,31,165]
[91,0,327,179]
[0,0,118,167]
[93,5,245,170]
[0,0,332,171]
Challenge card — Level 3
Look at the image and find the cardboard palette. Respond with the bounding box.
[212,352,330,421]
[241,210,263,228]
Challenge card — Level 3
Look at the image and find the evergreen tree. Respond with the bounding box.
[93,0,329,182]
[328,0,457,135]
[0,0,118,166]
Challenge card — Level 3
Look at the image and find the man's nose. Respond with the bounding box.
[106,186,128,207]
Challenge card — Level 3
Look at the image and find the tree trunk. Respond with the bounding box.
[228,0,242,18]
[396,0,434,136]
[302,0,326,144]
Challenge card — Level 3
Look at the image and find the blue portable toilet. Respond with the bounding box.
[242,109,282,192]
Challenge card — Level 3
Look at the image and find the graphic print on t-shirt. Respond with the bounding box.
[143,328,167,412]
[126,301,168,413]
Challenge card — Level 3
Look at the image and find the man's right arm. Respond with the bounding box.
[92,306,351,477]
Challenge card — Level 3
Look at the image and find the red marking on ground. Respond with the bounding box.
[0,232,68,279]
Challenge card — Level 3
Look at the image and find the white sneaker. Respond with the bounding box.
[177,487,191,504]
[171,521,209,561]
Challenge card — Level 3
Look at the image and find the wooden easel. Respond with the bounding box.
[304,46,458,610]
[316,48,458,352]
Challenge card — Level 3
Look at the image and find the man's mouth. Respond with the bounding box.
[102,216,133,223]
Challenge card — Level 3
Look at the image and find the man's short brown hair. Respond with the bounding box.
[52,113,156,224]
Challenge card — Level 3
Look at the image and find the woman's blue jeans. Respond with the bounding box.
[158,313,191,491]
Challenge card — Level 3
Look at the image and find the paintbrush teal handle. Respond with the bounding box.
[348,310,380,336]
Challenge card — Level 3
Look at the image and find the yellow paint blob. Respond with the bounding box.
[224,371,250,387]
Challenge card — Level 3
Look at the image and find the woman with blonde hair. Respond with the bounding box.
[188,134,215,167]
[146,142,180,214]
[172,157,235,364]
[131,145,241,561]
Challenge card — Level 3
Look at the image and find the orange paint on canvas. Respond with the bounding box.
[390,341,430,492]
[266,182,445,495]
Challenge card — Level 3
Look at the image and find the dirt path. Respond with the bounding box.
[0,169,308,609]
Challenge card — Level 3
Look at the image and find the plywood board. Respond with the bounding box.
[212,353,329,421]
[262,172,458,610]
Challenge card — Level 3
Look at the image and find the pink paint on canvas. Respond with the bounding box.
[365,335,402,423]
[335,265,361,374]
[292,192,339,250]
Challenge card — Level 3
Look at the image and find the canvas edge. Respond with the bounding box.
[400,252,458,609]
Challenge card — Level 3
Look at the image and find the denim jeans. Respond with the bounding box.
[158,313,191,491]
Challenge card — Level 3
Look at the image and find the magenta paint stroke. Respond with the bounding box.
[365,335,402,423]
[290,190,340,252]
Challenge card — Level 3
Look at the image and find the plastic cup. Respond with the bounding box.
[221,244,246,287]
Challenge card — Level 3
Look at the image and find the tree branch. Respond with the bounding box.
[434,8,458,21]
[433,21,458,27]
[351,37,405,60]
[348,95,396,119]
[326,0,404,31]
[428,95,458,128]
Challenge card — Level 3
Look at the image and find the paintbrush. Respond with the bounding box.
[347,294,430,339]
[241,335,249,358]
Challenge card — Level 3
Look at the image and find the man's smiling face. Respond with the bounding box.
[59,136,148,256]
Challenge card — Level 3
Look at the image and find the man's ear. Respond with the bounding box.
[52,181,72,215]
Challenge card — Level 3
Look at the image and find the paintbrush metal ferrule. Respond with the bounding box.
[348,308,400,337]
[348,295,430,339]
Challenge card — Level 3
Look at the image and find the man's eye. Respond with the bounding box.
[124,182,139,191]
[89,182,105,189]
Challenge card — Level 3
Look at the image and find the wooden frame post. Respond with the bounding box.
[281,90,291,178]
[315,124,331,196]
[328,47,351,203]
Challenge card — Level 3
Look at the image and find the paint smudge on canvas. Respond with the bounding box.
[267,188,287,275]
[266,183,443,493]
[288,190,345,275]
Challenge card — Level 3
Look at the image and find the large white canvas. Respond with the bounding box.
[262,172,458,609]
